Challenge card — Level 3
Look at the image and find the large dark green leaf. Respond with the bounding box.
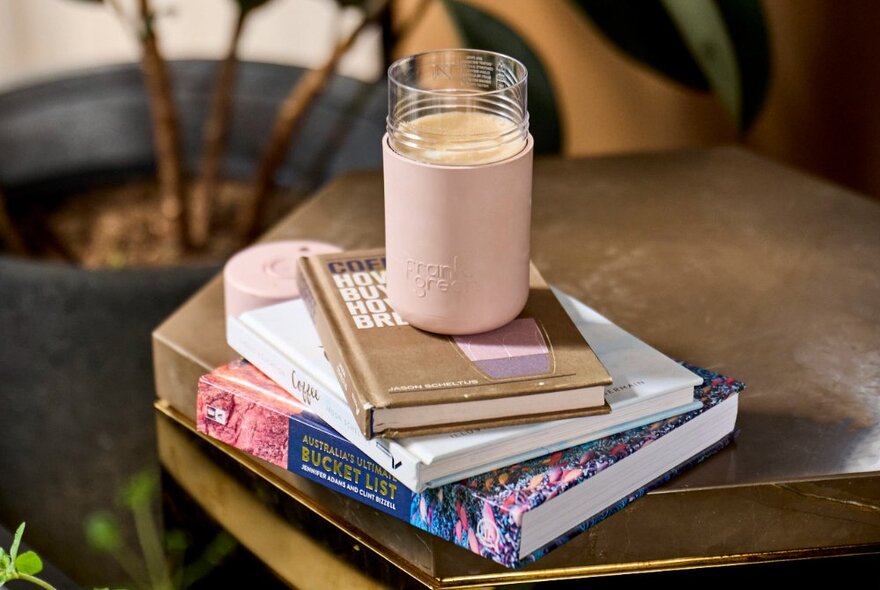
[662,0,740,123]
[572,0,709,90]
[715,0,770,129]
[572,0,770,131]
[443,0,562,154]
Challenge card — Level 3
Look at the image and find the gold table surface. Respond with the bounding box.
[153,147,880,588]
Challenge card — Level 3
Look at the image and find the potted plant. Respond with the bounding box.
[0,0,769,585]
[0,0,394,583]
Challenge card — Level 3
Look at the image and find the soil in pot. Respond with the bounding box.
[5,179,307,267]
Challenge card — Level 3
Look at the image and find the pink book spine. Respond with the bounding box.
[196,359,304,468]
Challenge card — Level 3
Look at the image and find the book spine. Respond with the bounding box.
[297,257,376,438]
[226,316,422,490]
[289,414,528,566]
[196,370,417,520]
[196,376,291,469]
[288,416,414,520]
[196,365,521,566]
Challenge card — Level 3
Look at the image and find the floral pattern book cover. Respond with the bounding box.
[197,359,742,568]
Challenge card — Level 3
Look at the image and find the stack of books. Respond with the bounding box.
[199,248,742,568]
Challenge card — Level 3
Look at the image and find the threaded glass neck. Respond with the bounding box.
[387,49,529,166]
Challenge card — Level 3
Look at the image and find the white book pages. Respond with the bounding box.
[232,290,703,491]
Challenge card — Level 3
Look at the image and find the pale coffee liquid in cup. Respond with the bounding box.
[394,112,527,166]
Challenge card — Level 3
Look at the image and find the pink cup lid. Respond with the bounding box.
[223,240,342,317]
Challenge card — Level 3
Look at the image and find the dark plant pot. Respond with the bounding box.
[0,60,385,586]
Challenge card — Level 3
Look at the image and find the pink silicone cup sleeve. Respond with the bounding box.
[383,134,534,335]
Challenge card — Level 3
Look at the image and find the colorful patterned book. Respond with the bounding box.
[197,360,741,568]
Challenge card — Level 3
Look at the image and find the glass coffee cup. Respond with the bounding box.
[383,49,533,335]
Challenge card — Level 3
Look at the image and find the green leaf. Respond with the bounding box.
[120,470,157,509]
[572,0,769,131]
[714,0,770,129]
[571,0,709,90]
[661,0,739,125]
[165,530,189,553]
[180,532,238,589]
[14,552,43,576]
[85,512,122,553]
[203,532,237,565]
[443,0,562,154]
[9,524,24,562]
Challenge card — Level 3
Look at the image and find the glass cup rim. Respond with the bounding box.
[387,48,528,97]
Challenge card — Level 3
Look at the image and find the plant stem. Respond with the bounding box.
[28,224,75,262]
[108,544,151,587]
[298,81,377,192]
[15,573,57,590]
[138,0,189,252]
[237,0,390,242]
[180,533,237,590]
[0,186,27,255]
[131,500,173,590]
[189,6,250,249]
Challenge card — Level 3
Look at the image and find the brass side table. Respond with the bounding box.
[153,147,880,588]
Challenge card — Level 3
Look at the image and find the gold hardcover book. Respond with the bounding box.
[297,248,611,438]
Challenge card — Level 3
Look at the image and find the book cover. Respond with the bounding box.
[197,359,413,519]
[296,249,612,438]
[227,291,703,492]
[197,360,742,568]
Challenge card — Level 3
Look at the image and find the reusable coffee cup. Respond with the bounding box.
[384,49,534,335]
